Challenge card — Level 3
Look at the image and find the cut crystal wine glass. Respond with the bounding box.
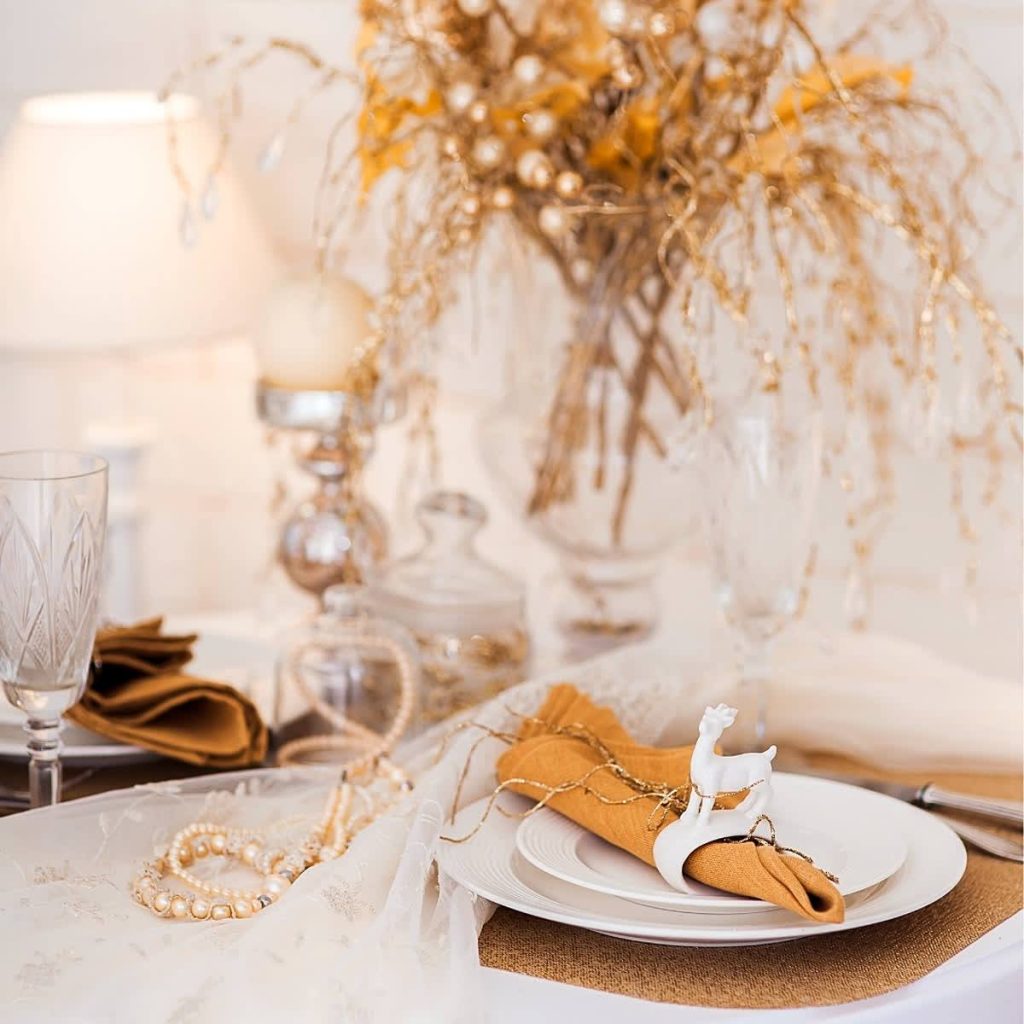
[700,393,822,750]
[0,451,108,807]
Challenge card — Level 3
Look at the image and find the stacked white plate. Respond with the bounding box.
[436,773,967,946]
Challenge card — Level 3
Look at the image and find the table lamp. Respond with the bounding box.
[0,90,280,617]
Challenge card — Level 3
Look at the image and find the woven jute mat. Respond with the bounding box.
[478,760,1023,1008]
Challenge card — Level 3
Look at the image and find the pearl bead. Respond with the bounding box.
[456,0,491,15]
[211,904,231,921]
[468,101,489,125]
[241,842,261,866]
[178,843,193,866]
[516,149,553,188]
[191,898,211,920]
[648,11,673,36]
[233,898,253,919]
[446,80,477,114]
[555,171,583,199]
[491,187,514,209]
[524,110,558,142]
[539,205,570,238]
[460,194,482,216]
[210,834,226,855]
[513,55,544,86]
[170,896,189,919]
[627,13,647,36]
[151,892,171,915]
[265,875,290,898]
[441,135,461,159]
[613,64,643,89]
[192,840,209,858]
[598,0,629,32]
[472,136,506,170]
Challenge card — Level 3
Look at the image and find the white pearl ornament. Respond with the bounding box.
[516,149,554,188]
[446,80,477,114]
[524,109,558,141]
[456,0,491,15]
[513,55,544,86]
[472,136,506,170]
[539,205,571,237]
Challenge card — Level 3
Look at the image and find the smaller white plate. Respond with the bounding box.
[515,773,908,913]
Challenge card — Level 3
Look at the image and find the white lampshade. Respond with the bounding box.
[0,91,279,352]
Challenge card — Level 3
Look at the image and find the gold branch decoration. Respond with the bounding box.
[166,0,1020,581]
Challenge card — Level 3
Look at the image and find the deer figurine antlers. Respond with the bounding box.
[652,703,777,894]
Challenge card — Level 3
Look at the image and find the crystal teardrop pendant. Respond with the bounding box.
[258,132,286,173]
[200,175,220,221]
[179,202,198,248]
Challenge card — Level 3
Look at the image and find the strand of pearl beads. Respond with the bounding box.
[133,782,358,921]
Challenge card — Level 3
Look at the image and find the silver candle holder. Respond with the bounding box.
[256,382,402,598]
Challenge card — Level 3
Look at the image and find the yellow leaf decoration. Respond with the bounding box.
[587,97,661,191]
[357,74,442,197]
[774,55,913,124]
[731,56,914,179]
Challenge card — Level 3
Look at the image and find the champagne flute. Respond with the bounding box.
[700,392,822,750]
[0,451,108,807]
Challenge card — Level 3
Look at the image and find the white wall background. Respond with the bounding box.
[0,0,1020,675]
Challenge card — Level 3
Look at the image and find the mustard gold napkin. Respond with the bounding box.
[498,684,844,923]
[67,618,268,768]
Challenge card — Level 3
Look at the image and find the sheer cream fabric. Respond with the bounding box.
[0,635,1015,1023]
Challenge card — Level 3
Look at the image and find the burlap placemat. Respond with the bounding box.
[478,761,1023,1008]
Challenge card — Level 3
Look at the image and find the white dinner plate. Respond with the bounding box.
[436,787,966,946]
[515,773,908,914]
[0,629,279,765]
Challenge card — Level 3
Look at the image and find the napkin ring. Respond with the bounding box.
[654,704,776,894]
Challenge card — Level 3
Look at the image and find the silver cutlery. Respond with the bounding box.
[938,818,1023,863]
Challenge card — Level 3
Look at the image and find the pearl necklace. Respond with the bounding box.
[132,763,409,921]
[132,627,417,922]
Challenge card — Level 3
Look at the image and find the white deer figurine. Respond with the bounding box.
[685,704,776,823]
[652,703,777,893]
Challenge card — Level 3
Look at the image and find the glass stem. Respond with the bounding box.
[25,718,62,808]
[731,632,772,752]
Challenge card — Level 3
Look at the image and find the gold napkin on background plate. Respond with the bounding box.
[498,684,844,923]
[67,618,268,768]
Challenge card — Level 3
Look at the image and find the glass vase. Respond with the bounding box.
[479,292,697,655]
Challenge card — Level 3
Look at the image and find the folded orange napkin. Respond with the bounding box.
[498,684,843,923]
[67,618,268,768]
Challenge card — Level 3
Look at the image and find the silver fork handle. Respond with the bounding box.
[921,784,1023,826]
[940,817,1023,863]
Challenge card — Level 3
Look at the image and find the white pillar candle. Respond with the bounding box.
[255,274,375,390]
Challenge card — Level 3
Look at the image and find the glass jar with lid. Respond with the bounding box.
[368,490,530,727]
[273,583,420,759]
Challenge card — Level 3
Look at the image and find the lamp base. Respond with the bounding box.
[258,382,394,600]
[280,489,387,595]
